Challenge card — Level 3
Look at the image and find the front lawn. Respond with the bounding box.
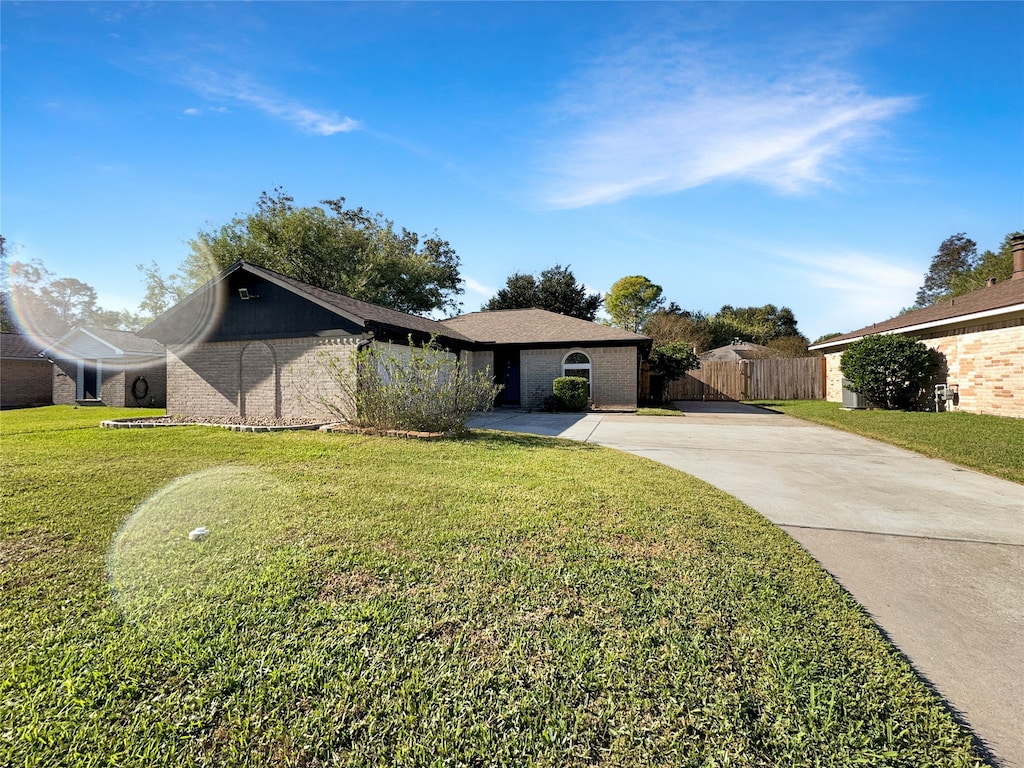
[0,407,984,766]
[751,400,1023,484]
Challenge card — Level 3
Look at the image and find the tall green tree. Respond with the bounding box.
[947,231,1022,296]
[914,233,978,307]
[1,248,141,334]
[605,275,664,333]
[483,264,602,320]
[39,277,98,326]
[167,188,464,316]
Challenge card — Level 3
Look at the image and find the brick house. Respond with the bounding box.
[139,261,650,422]
[1,333,53,408]
[443,308,651,410]
[809,236,1024,418]
[38,326,167,408]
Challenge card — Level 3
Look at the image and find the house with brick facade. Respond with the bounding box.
[140,261,650,423]
[442,308,650,410]
[809,235,1024,418]
[38,326,167,408]
[1,333,53,408]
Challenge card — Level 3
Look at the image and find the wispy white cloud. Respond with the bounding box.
[541,36,915,208]
[779,247,921,333]
[183,107,201,116]
[462,276,496,299]
[180,68,360,136]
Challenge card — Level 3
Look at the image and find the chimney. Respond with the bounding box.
[1013,233,1024,281]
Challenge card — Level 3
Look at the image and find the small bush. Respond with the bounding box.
[552,376,589,411]
[840,334,937,410]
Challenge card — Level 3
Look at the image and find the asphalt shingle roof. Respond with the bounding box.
[441,308,649,345]
[814,278,1024,348]
[1,333,48,359]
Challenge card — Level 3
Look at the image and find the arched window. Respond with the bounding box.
[562,351,592,397]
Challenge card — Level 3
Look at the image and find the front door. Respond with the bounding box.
[80,362,99,400]
[494,349,520,405]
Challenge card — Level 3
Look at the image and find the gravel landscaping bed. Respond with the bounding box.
[101,415,328,432]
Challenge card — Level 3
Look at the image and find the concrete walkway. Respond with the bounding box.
[468,403,1024,767]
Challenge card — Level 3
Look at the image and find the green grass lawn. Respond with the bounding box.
[750,400,1024,485]
[1,406,985,767]
[635,404,685,417]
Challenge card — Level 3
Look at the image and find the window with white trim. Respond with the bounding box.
[562,351,592,397]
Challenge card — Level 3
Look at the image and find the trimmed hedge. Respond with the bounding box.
[552,376,589,411]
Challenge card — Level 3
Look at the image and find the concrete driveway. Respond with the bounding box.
[468,403,1024,767]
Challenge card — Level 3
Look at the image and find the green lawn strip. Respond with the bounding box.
[1,407,984,766]
[0,404,166,436]
[750,400,1023,484]
[635,405,685,417]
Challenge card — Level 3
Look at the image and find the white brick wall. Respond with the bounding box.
[822,318,1024,417]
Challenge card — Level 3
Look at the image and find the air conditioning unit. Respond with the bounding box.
[841,378,868,409]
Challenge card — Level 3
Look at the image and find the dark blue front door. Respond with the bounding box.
[503,358,520,404]
[494,349,521,405]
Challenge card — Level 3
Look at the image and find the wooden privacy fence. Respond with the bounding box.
[661,358,824,401]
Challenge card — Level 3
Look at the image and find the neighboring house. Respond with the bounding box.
[139,261,650,422]
[38,327,167,408]
[810,236,1024,418]
[698,341,775,362]
[1,333,53,408]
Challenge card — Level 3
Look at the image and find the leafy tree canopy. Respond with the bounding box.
[947,231,1022,297]
[483,264,602,321]
[156,188,464,316]
[914,233,978,307]
[642,302,809,354]
[1,245,143,335]
[605,275,664,333]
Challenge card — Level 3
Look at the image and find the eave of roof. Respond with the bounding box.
[810,280,1024,351]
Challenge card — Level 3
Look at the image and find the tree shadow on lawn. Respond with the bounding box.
[463,429,599,451]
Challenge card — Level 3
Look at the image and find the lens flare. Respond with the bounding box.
[6,270,66,351]
[108,466,300,631]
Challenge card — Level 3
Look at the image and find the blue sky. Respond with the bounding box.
[3,1,1021,342]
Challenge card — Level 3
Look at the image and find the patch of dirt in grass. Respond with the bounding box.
[0,528,65,570]
[317,567,387,602]
[516,605,554,625]
[602,531,702,561]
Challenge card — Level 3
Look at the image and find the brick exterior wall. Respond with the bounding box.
[520,346,639,410]
[822,317,1024,418]
[166,336,359,422]
[0,359,52,408]
[50,358,167,407]
[463,350,494,380]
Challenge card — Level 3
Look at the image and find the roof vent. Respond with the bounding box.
[986,277,998,287]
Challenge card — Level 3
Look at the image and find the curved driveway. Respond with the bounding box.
[468,403,1024,767]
